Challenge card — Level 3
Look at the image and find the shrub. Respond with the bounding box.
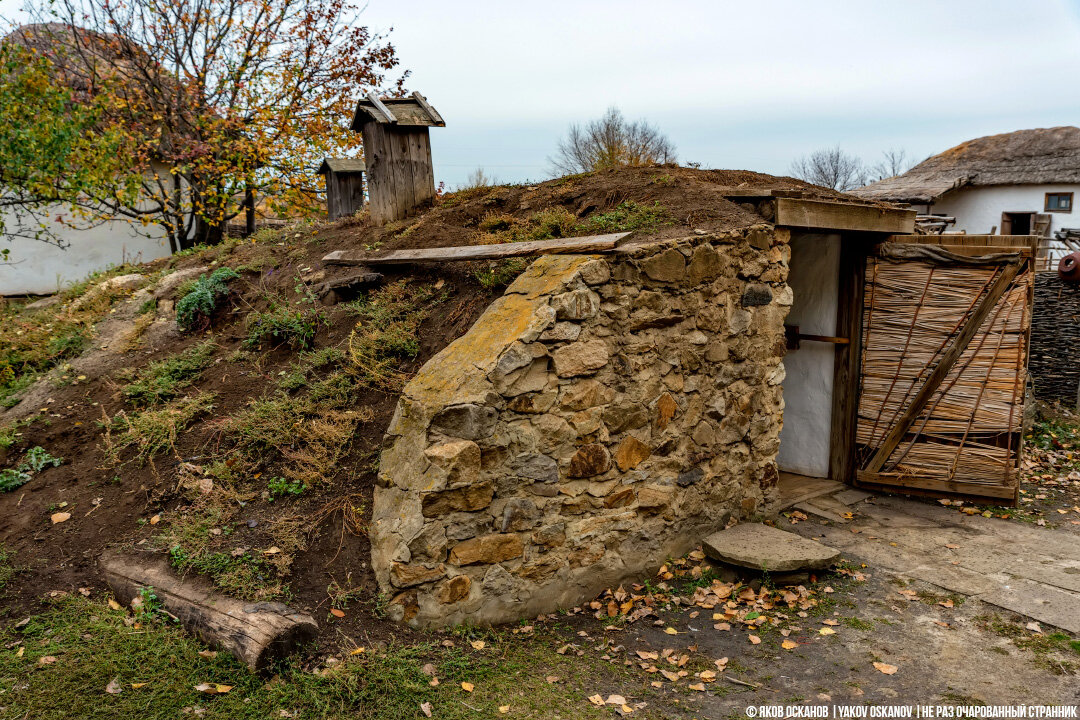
[268,476,305,500]
[0,446,62,492]
[175,268,239,331]
[580,200,672,232]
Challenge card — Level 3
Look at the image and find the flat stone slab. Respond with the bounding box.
[702,523,841,572]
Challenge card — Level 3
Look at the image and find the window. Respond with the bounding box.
[1045,192,1073,213]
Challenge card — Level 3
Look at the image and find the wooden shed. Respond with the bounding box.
[350,91,444,226]
[318,158,366,221]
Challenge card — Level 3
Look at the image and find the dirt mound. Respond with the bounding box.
[312,164,863,260]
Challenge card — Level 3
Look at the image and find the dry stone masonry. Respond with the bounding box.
[372,225,793,627]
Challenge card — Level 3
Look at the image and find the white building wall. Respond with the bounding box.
[0,209,173,295]
[777,232,841,478]
[923,183,1080,258]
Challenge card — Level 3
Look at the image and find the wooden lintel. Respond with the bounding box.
[862,261,1023,474]
[322,232,631,266]
[718,188,807,199]
[775,197,916,234]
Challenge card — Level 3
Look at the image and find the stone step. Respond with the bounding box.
[701,523,841,572]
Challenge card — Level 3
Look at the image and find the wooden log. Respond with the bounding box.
[315,270,385,304]
[322,232,631,266]
[100,552,317,672]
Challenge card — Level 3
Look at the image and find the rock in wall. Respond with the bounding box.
[371,225,791,627]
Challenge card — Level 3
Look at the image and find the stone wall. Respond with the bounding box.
[371,225,792,627]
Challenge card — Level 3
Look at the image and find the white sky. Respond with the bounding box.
[6,0,1080,187]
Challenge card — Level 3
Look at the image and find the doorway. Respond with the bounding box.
[1001,211,1034,235]
[776,233,841,478]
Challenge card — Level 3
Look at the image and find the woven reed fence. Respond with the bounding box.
[1029,273,1080,407]
[856,259,1031,494]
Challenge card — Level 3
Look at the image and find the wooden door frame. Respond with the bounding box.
[828,234,872,485]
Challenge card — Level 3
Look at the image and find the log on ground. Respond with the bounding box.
[100,551,318,672]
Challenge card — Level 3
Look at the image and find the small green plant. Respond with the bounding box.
[134,586,163,621]
[268,476,305,501]
[0,446,62,492]
[136,298,158,315]
[473,258,529,289]
[244,305,324,350]
[123,340,217,407]
[176,267,239,331]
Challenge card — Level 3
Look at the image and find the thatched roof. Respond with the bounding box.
[853,127,1080,204]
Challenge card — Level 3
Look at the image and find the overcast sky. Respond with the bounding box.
[6,0,1080,188]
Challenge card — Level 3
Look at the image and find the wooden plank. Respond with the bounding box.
[322,232,631,266]
[717,188,808,199]
[366,93,396,123]
[829,242,867,485]
[855,470,1017,500]
[886,234,1037,247]
[862,261,1023,474]
[411,91,445,126]
[776,197,916,234]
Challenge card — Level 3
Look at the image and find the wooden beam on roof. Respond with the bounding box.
[775,197,916,234]
[861,260,1023,475]
[718,188,808,199]
[366,93,396,123]
[411,91,445,126]
[322,232,631,266]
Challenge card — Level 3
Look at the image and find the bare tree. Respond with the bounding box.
[456,167,497,191]
[866,148,914,183]
[550,107,676,176]
[789,146,866,191]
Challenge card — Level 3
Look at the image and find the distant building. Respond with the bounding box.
[854,127,1080,266]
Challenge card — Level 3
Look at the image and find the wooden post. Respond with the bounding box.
[829,236,869,484]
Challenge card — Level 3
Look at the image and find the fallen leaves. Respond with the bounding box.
[460,681,474,693]
[50,512,71,524]
[588,694,605,706]
[748,634,761,645]
[470,640,486,650]
[781,640,799,650]
[819,627,836,636]
[872,662,898,675]
[194,683,233,694]
[329,609,345,618]
[105,677,123,695]
[420,701,433,717]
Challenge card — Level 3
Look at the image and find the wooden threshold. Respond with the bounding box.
[776,197,916,234]
[322,232,630,266]
[856,470,1018,502]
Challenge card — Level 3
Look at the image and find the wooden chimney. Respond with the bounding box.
[318,158,366,221]
[351,91,444,226]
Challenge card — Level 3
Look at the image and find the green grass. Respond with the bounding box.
[245,305,325,350]
[123,340,217,407]
[474,258,530,290]
[0,596,639,720]
[103,393,216,466]
[0,543,16,592]
[579,201,672,233]
[345,280,446,390]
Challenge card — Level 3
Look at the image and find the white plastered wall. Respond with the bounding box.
[915,183,1080,265]
[0,210,173,295]
[776,232,841,478]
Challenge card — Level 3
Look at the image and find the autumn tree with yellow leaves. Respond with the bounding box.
[7,0,405,251]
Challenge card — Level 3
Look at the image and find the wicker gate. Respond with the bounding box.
[853,238,1035,503]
